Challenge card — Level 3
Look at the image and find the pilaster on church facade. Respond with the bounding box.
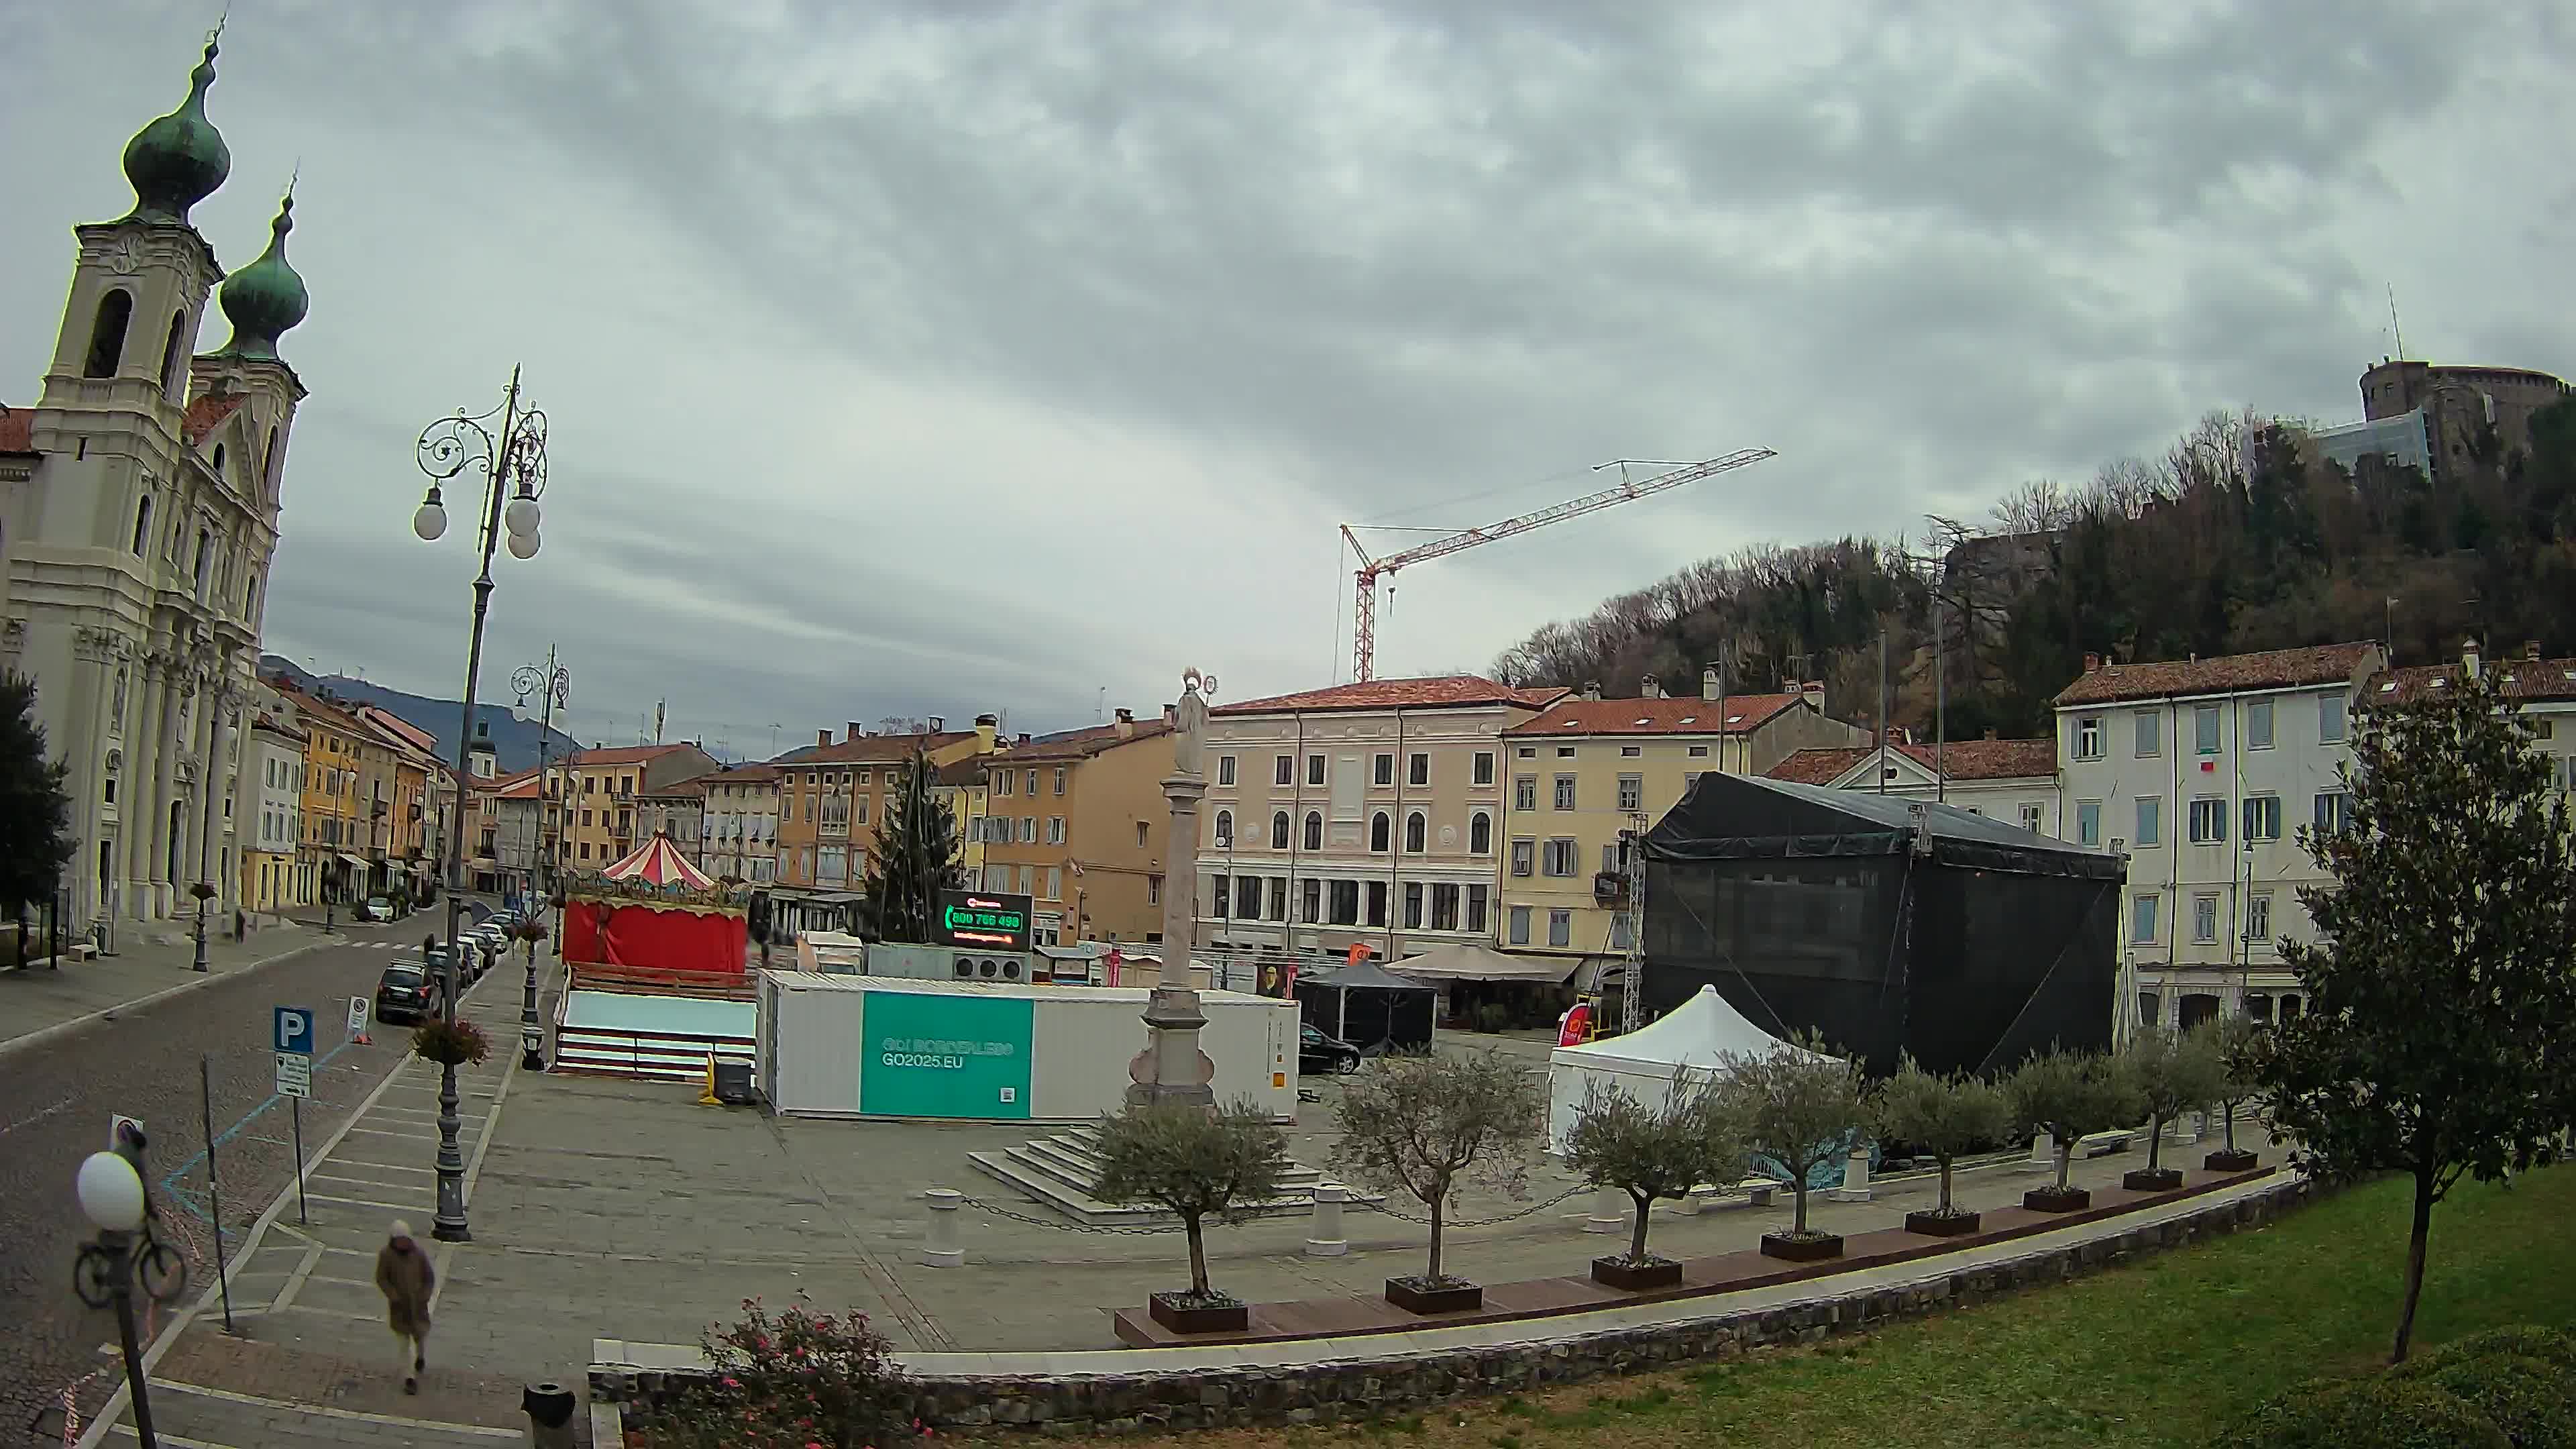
[0,27,313,940]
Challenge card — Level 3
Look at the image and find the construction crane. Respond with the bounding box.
[1340,449,1778,682]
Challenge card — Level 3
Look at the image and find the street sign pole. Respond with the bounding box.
[272,1008,317,1225]
[290,1097,307,1225]
[200,1054,234,1334]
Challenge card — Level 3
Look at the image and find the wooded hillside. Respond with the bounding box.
[1491,398,2576,741]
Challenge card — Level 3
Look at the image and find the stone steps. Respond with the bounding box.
[966,1127,1372,1226]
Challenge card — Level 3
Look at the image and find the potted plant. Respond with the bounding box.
[2007,1046,2140,1212]
[1562,1068,1750,1289]
[1723,1032,1866,1262]
[1332,1049,1543,1314]
[411,1018,491,1067]
[1870,1055,2012,1236]
[2198,1016,2265,1171]
[2118,1026,2226,1191]
[1091,1100,1291,1334]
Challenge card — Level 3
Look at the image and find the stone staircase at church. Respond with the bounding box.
[967,1126,1381,1226]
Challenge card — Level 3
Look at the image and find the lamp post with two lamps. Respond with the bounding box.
[75,1150,160,1447]
[511,654,570,1072]
[411,367,549,1243]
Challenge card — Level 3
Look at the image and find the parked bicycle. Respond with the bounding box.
[74,1122,190,1309]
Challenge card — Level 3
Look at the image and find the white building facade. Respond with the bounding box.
[702,763,780,883]
[1766,737,2063,835]
[2053,643,2383,1034]
[241,714,304,912]
[0,35,309,939]
[1194,676,1560,971]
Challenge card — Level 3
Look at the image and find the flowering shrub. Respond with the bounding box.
[643,1299,910,1448]
[411,1018,490,1067]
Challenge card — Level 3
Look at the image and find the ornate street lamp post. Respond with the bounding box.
[411,368,549,1243]
[511,653,569,1073]
[75,1151,159,1446]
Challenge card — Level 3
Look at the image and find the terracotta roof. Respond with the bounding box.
[1766,738,2058,787]
[2052,643,2380,708]
[1504,694,1804,737]
[249,712,307,743]
[996,718,1174,762]
[934,758,990,788]
[181,392,248,447]
[1214,676,1566,716]
[494,774,543,800]
[356,704,440,757]
[2373,656,2576,706]
[786,731,975,766]
[269,680,366,736]
[700,763,780,785]
[565,743,692,767]
[637,777,709,798]
[0,405,32,454]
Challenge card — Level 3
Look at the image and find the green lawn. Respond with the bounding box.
[1187,1164,2575,1449]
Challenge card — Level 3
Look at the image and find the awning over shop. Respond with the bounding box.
[337,853,370,871]
[1388,943,1582,984]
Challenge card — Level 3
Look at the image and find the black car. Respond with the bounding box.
[1299,1024,1363,1075]
[376,962,441,1024]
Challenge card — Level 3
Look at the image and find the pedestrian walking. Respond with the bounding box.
[374,1220,435,1394]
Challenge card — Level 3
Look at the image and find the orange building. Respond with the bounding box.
[978,709,1175,946]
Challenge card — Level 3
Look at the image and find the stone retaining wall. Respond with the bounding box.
[596,1177,2311,1436]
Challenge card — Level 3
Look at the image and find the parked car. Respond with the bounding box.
[376,963,441,1024]
[360,896,394,923]
[1299,1023,1364,1076]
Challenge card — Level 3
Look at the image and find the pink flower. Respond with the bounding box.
[720,1376,741,1389]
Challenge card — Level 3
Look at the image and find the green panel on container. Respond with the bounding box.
[860,990,1035,1119]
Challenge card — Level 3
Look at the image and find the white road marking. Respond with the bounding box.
[147,1380,521,1438]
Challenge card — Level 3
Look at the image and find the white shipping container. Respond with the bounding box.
[758,971,1297,1122]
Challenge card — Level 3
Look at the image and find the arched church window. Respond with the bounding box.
[245,570,260,616]
[264,426,280,495]
[194,528,212,587]
[158,311,187,396]
[85,290,133,378]
[212,443,225,476]
[130,495,153,555]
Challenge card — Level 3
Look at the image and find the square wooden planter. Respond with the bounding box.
[1146,1292,1248,1335]
[2023,1185,2092,1213]
[2204,1148,2260,1172]
[1904,1209,1982,1237]
[1591,1255,1684,1291]
[2122,1167,2184,1192]
[1759,1232,1844,1263]
[1384,1277,1483,1315]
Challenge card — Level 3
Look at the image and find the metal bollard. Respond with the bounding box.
[920,1187,965,1268]
[1305,1182,1349,1256]
[522,1381,576,1448]
[1583,1184,1627,1234]
[1827,1144,1873,1202]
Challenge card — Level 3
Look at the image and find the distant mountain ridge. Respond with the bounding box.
[259,655,580,775]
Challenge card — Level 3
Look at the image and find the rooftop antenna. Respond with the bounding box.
[1096,686,1106,723]
[654,698,665,745]
[2388,284,2406,363]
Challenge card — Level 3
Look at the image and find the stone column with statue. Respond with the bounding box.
[1126,668,1219,1112]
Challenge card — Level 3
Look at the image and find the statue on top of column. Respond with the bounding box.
[1172,668,1216,778]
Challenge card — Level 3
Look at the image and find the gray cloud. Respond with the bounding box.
[5,0,2571,747]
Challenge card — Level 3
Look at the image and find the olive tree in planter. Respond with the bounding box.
[1722,1032,1866,1263]
[1332,1048,1544,1314]
[1562,1068,1750,1289]
[2198,1016,2266,1171]
[1868,1056,2012,1237]
[2118,1026,2226,1191]
[2006,1046,2140,1212]
[1091,1099,1291,1334]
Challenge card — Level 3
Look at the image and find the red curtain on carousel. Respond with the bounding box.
[562,900,747,975]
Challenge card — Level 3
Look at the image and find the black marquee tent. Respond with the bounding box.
[1641,772,2122,1078]
[1295,960,1437,1053]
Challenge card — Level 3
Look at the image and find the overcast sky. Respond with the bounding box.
[7,1,2572,756]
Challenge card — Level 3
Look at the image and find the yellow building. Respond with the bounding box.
[772,716,998,894]
[1497,676,1868,975]
[272,682,370,904]
[978,710,1174,946]
[548,743,719,872]
[240,712,309,913]
[934,756,992,886]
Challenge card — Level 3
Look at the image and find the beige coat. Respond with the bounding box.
[374,1240,435,1338]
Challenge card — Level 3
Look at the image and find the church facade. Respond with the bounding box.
[0,30,311,941]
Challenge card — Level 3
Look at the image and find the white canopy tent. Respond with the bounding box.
[1390,942,1580,983]
[1545,984,1832,1150]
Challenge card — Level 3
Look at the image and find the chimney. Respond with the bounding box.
[2463,636,2481,680]
[2526,640,2544,661]
[1640,673,1662,699]
[1799,680,1824,704]
[1702,665,1721,702]
[1580,680,1602,701]
[975,712,998,751]
[2082,652,2100,674]
[816,729,831,749]
[847,720,864,742]
[927,716,945,733]
[1984,728,1998,741]
[1114,707,1135,738]
[1162,704,1177,724]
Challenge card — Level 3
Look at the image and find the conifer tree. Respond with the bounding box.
[0,672,77,961]
[862,751,964,943]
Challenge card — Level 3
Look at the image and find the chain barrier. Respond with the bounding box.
[1352,1184,1589,1228]
[955,1196,1191,1236]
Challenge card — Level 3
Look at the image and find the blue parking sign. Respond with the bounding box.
[273,1006,315,1056]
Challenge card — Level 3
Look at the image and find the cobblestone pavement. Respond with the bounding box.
[0,905,519,1448]
[0,918,326,1053]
